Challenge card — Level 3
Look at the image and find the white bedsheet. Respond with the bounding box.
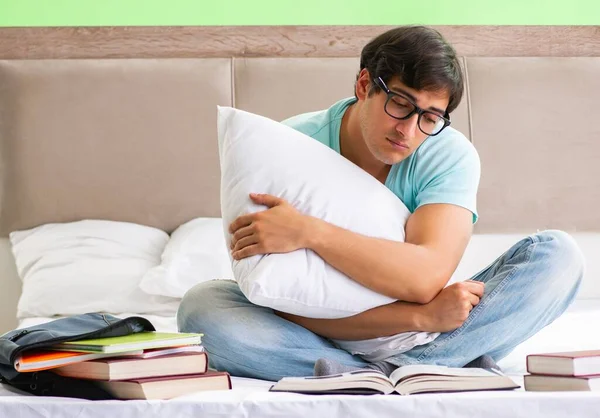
[2,377,600,418]
[4,299,600,418]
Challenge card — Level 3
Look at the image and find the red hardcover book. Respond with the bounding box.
[53,352,208,381]
[526,350,600,376]
[96,371,232,400]
[524,374,600,392]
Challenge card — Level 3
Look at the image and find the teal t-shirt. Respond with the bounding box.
[281,98,481,223]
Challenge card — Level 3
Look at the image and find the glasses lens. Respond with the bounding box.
[419,112,445,135]
[384,93,448,135]
[384,96,414,119]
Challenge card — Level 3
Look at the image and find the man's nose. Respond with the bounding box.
[396,113,419,138]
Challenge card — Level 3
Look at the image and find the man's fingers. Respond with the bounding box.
[232,235,259,253]
[465,280,485,297]
[250,193,283,208]
[468,293,481,307]
[231,225,254,247]
[229,214,254,234]
[233,244,260,260]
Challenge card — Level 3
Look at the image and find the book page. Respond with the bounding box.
[390,364,501,386]
[121,345,205,359]
[302,370,392,385]
[271,370,394,394]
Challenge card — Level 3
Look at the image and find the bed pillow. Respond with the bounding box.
[217,106,411,319]
[139,217,234,298]
[10,220,180,319]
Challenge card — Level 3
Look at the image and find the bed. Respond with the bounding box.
[1,25,599,417]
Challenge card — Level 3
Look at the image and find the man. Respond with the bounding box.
[178,26,584,381]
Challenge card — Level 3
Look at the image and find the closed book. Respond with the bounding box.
[14,349,143,372]
[53,352,208,380]
[51,332,203,354]
[524,374,600,392]
[122,345,204,359]
[526,350,600,376]
[270,365,519,395]
[95,371,232,400]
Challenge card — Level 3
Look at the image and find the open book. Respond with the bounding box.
[270,364,519,395]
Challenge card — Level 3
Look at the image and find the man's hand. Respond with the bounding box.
[229,193,310,260]
[276,279,486,341]
[417,280,485,333]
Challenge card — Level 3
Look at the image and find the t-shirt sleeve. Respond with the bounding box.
[413,131,481,223]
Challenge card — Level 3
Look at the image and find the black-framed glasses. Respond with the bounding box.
[374,77,451,136]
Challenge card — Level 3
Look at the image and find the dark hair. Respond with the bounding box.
[359,26,464,114]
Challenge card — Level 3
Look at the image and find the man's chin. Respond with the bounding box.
[378,152,408,165]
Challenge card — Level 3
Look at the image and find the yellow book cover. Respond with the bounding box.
[51,332,203,353]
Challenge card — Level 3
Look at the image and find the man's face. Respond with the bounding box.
[357,71,450,165]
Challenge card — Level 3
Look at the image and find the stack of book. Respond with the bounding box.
[13,331,231,400]
[524,349,600,392]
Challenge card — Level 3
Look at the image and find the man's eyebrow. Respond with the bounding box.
[389,86,446,115]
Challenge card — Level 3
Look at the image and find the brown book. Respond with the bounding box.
[524,374,600,392]
[526,350,600,376]
[95,371,232,400]
[53,352,207,380]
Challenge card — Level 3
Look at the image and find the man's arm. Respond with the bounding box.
[230,195,473,304]
[277,279,484,340]
[304,203,473,304]
[230,195,479,339]
[277,300,424,341]
[280,203,481,340]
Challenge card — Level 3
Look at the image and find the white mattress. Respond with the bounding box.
[3,299,600,418]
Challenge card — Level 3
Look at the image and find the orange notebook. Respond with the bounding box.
[15,349,143,372]
[15,345,205,373]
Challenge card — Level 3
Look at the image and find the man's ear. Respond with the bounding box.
[355,68,371,101]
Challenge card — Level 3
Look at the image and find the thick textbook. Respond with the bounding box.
[96,371,232,400]
[524,374,600,392]
[526,350,600,376]
[53,352,208,380]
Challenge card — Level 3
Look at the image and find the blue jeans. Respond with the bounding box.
[177,230,584,381]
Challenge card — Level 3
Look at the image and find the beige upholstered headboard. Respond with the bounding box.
[0,25,598,333]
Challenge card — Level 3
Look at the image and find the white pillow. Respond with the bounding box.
[217,106,411,319]
[140,217,234,298]
[10,220,180,319]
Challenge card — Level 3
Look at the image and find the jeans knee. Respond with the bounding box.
[177,280,236,333]
[533,229,585,293]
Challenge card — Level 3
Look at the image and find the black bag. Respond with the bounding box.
[0,313,155,399]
